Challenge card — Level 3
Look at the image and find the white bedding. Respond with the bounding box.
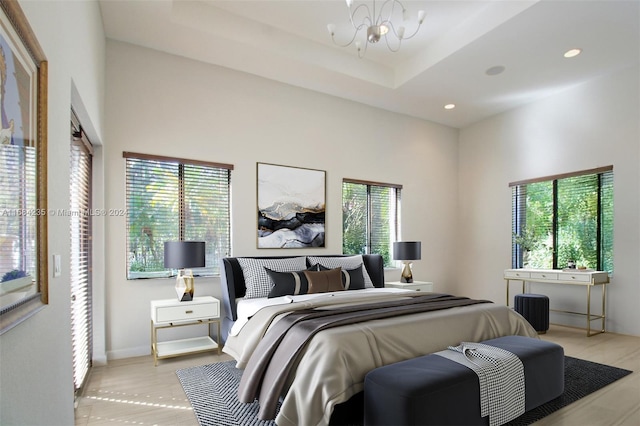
[223,291,538,426]
[229,287,413,337]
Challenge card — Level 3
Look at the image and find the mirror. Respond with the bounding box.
[0,0,48,334]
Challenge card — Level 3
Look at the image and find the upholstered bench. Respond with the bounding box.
[363,335,564,426]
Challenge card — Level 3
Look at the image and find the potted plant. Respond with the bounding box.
[513,228,537,267]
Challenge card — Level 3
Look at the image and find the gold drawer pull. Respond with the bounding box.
[571,276,576,279]
[185,310,194,314]
[541,274,546,278]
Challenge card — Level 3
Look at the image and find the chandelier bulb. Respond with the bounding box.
[397,26,405,39]
[418,10,425,24]
[327,23,336,36]
[355,40,362,52]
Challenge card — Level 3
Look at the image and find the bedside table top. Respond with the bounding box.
[151,295,217,308]
[386,281,432,285]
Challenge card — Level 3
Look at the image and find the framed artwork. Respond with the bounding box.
[257,163,325,248]
[0,0,48,335]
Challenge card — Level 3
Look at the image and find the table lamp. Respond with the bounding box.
[393,241,421,283]
[164,241,206,301]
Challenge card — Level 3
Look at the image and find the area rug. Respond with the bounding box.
[176,356,632,426]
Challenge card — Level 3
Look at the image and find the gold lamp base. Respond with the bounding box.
[400,261,414,283]
[175,269,194,302]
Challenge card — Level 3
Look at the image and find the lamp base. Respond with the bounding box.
[176,269,194,302]
[400,261,414,283]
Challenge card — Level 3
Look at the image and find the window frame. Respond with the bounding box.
[342,178,402,267]
[123,152,233,279]
[510,166,613,272]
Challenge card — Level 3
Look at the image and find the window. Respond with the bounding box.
[342,179,401,267]
[510,166,613,272]
[70,113,92,395]
[124,152,232,279]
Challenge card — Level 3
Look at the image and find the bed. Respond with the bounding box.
[220,254,538,426]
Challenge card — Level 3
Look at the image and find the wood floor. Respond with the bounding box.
[75,325,640,425]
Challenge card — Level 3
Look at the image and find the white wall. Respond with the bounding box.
[103,40,460,359]
[458,65,640,336]
[0,1,105,425]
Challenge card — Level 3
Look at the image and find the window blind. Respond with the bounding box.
[0,144,37,281]
[70,131,92,394]
[124,153,232,279]
[342,179,401,267]
[510,167,613,271]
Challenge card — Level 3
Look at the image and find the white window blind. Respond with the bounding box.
[342,179,401,267]
[0,144,36,283]
[124,152,232,279]
[70,118,92,395]
[510,166,613,272]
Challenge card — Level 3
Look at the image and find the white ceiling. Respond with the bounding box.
[99,0,639,128]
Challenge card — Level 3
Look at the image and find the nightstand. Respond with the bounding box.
[150,296,221,366]
[386,281,434,292]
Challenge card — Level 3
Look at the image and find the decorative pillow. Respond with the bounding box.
[318,264,365,290]
[266,265,319,298]
[236,257,307,299]
[304,268,344,294]
[307,255,374,288]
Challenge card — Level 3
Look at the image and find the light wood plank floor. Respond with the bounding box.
[75,325,640,425]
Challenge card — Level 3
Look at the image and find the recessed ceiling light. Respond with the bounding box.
[444,104,456,110]
[485,65,505,76]
[564,48,582,58]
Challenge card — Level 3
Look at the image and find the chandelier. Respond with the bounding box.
[327,0,425,58]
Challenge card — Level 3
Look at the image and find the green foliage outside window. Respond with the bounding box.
[342,181,400,267]
[512,168,613,272]
[125,156,231,279]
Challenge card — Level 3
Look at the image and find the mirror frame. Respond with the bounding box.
[0,0,48,335]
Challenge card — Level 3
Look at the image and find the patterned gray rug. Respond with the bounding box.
[176,356,631,426]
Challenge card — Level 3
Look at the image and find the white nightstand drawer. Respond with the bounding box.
[152,296,219,323]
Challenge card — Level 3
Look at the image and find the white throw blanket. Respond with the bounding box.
[436,342,525,426]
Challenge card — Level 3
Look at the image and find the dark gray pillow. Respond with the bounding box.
[266,265,320,298]
[318,264,366,290]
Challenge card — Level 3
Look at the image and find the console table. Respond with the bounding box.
[504,269,609,336]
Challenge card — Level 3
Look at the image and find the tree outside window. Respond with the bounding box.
[511,167,613,272]
[124,153,232,279]
[342,179,401,267]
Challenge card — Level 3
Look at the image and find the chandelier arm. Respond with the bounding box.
[332,23,369,48]
[384,33,401,52]
[399,21,424,40]
[349,3,373,30]
[357,38,369,59]
[377,0,402,26]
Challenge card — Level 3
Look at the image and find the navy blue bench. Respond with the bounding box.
[364,335,564,426]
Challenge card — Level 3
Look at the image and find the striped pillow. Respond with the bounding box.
[265,265,320,298]
[307,255,374,288]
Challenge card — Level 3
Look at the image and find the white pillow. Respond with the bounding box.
[306,255,374,288]
[237,257,307,299]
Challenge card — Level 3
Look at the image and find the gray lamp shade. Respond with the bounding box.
[393,241,422,261]
[163,241,206,269]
